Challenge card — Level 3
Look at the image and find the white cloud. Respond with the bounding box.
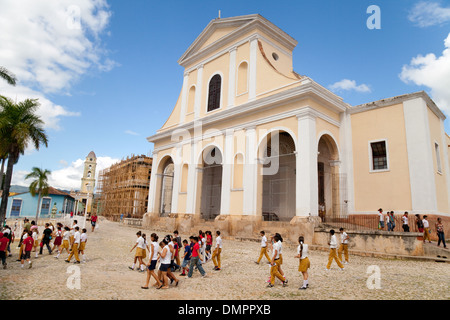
[329,79,371,93]
[125,130,140,136]
[408,1,450,27]
[0,0,115,130]
[400,33,450,114]
[12,156,120,192]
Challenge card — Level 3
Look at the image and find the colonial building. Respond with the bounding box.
[144,14,450,240]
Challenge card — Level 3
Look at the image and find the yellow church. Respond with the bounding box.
[144,14,450,240]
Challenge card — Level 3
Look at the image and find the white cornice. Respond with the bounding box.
[147,80,346,144]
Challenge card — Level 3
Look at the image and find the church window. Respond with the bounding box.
[207,74,221,112]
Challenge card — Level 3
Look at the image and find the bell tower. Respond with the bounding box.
[81,151,97,193]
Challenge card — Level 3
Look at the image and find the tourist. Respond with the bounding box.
[90,213,98,232]
[422,216,431,243]
[415,214,424,233]
[79,228,88,263]
[180,239,192,276]
[200,231,207,264]
[141,233,161,289]
[205,231,213,261]
[0,232,9,269]
[255,230,270,264]
[390,211,396,231]
[20,231,33,269]
[295,236,310,290]
[66,226,81,264]
[212,230,222,271]
[55,226,71,258]
[326,229,344,271]
[402,212,410,232]
[436,218,447,248]
[338,227,349,264]
[187,236,207,278]
[378,208,385,230]
[129,231,146,272]
[39,223,53,255]
[267,233,287,288]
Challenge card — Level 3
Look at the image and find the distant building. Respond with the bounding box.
[70,151,97,215]
[97,155,152,219]
[2,186,75,218]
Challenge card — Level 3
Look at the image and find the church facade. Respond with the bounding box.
[144,14,450,238]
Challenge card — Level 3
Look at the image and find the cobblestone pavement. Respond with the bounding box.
[1,218,449,300]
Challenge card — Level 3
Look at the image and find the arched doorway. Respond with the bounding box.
[317,134,342,221]
[159,157,174,217]
[259,131,296,221]
[199,146,223,220]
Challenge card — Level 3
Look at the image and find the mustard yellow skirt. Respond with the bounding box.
[298,257,310,272]
[61,240,70,249]
[135,247,146,259]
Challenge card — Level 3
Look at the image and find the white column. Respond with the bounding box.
[243,126,257,215]
[147,152,159,213]
[194,65,204,119]
[248,36,258,101]
[170,147,182,213]
[296,111,318,217]
[220,130,234,215]
[403,98,437,212]
[227,47,237,108]
[340,111,355,213]
[186,140,197,214]
[179,72,189,123]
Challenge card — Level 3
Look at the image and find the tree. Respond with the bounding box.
[0,151,6,190]
[0,96,48,225]
[25,167,51,223]
[0,66,17,86]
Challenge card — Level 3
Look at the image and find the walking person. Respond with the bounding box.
[20,231,34,269]
[338,228,349,264]
[326,229,344,271]
[55,226,71,259]
[79,228,88,263]
[377,209,385,230]
[390,211,396,231]
[436,218,447,248]
[415,214,424,233]
[31,227,39,258]
[180,239,192,276]
[0,232,9,269]
[267,233,287,288]
[255,230,270,265]
[90,213,98,232]
[422,216,432,243]
[39,223,53,255]
[187,236,207,278]
[402,212,410,232]
[295,236,310,290]
[52,224,63,254]
[66,226,81,264]
[129,231,146,272]
[173,230,182,266]
[212,230,222,271]
[157,238,173,289]
[142,233,162,289]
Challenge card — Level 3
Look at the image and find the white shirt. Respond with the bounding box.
[215,236,222,249]
[80,233,87,243]
[329,234,338,249]
[261,235,267,248]
[32,231,38,241]
[70,224,78,235]
[423,219,429,228]
[73,231,81,244]
[63,231,70,241]
[160,245,171,264]
[402,216,408,225]
[136,236,146,249]
[272,241,282,260]
[378,212,384,222]
[151,241,159,260]
[341,232,349,244]
[297,243,308,259]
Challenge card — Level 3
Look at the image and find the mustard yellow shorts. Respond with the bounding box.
[298,257,310,272]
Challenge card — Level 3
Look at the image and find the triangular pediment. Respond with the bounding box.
[178,14,297,67]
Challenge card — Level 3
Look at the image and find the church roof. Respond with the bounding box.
[87,151,96,159]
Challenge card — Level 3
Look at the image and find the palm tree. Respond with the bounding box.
[0,151,6,191]
[0,96,48,225]
[25,167,51,223]
[0,66,17,86]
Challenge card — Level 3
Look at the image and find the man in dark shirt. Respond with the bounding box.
[39,223,53,255]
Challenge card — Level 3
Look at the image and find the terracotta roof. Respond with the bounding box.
[48,187,73,197]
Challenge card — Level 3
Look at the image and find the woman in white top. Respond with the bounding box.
[129,231,146,271]
[267,234,287,287]
[32,228,39,258]
[295,236,310,290]
[56,227,71,258]
[142,233,162,289]
[165,235,179,286]
[158,239,172,289]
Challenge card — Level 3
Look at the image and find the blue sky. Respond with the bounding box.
[1,0,450,190]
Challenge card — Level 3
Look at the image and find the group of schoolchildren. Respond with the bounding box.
[130,229,223,290]
[0,218,88,270]
[254,228,351,290]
